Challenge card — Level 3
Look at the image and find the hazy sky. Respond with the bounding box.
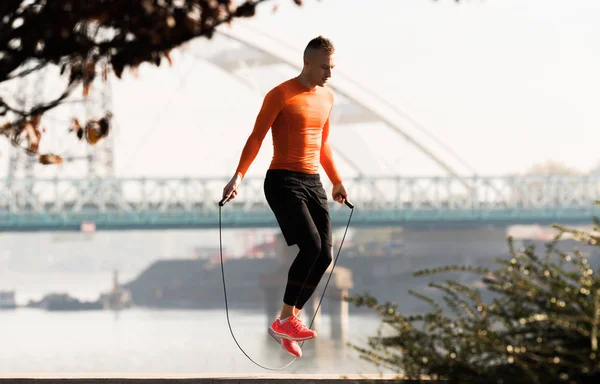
[1,0,598,295]
[114,0,600,180]
[2,0,599,181]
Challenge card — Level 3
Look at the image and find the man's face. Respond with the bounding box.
[307,49,335,87]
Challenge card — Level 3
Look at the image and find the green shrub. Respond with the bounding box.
[348,221,600,384]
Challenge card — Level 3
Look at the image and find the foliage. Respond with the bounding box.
[0,0,468,164]
[347,214,600,383]
[0,0,301,163]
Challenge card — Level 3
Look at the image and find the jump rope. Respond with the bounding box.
[218,194,354,370]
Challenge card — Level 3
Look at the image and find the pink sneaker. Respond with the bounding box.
[269,316,317,341]
[268,319,303,358]
[279,337,302,358]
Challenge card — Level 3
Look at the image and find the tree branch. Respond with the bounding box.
[0,0,292,164]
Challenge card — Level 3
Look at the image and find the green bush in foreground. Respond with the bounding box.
[347,217,600,384]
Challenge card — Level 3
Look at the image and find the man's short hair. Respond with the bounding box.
[304,36,335,58]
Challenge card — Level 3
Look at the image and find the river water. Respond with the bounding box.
[0,306,393,376]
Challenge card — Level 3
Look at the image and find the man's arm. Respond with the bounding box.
[235,88,283,178]
[320,117,343,186]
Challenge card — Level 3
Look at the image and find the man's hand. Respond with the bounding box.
[332,183,348,205]
[222,172,242,203]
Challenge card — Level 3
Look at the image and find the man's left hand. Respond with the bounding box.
[332,183,348,205]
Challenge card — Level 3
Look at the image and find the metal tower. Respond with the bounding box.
[6,62,116,180]
[7,62,39,180]
[83,73,116,179]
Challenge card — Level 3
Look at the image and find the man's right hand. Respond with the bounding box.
[222,172,242,203]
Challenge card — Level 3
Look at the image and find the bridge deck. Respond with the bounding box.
[1,175,599,231]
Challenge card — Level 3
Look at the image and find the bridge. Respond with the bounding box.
[1,175,598,232]
[4,23,596,233]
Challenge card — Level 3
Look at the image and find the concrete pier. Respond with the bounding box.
[400,226,509,257]
[395,226,510,273]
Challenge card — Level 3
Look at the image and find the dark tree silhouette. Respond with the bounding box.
[0,0,303,163]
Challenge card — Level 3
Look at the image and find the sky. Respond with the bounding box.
[116,0,600,179]
[1,0,599,298]
[3,0,599,180]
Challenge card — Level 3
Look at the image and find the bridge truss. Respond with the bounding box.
[0,175,598,232]
[2,23,595,233]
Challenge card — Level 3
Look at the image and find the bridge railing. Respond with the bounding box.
[0,175,599,214]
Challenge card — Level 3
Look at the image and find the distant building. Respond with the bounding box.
[0,291,16,309]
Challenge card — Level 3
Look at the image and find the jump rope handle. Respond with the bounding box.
[219,196,353,209]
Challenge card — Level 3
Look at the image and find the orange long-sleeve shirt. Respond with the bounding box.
[235,77,342,185]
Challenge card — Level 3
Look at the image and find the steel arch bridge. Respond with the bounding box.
[3,23,598,233]
[194,22,477,178]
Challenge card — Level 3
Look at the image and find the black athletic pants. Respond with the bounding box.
[263,169,333,310]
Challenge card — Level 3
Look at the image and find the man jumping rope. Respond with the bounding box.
[221,36,348,358]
